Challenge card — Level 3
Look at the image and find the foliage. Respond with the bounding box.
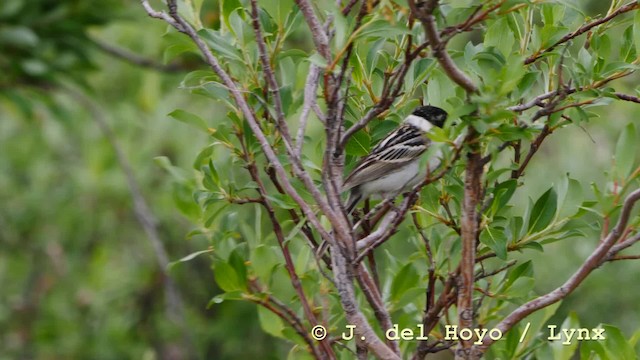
[139,0,640,359]
[3,0,640,359]
[0,0,125,87]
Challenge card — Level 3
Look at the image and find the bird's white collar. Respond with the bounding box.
[404,114,434,132]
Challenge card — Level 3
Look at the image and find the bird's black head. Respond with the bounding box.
[412,105,448,128]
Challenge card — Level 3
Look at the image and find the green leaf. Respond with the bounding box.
[265,193,297,209]
[0,26,38,48]
[306,52,328,68]
[229,249,247,286]
[207,291,245,307]
[199,29,243,62]
[480,229,508,260]
[213,261,243,292]
[251,245,279,282]
[354,19,410,41]
[602,324,636,360]
[345,130,371,156]
[503,276,534,298]
[550,312,580,360]
[390,263,419,304]
[168,109,209,132]
[258,305,285,338]
[169,248,214,270]
[193,144,215,170]
[485,18,515,57]
[615,123,637,179]
[558,177,583,219]
[528,188,557,233]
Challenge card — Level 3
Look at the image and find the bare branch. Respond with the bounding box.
[614,92,640,104]
[331,251,400,360]
[511,125,551,179]
[141,0,344,244]
[237,132,334,359]
[608,232,640,257]
[141,0,184,30]
[409,0,478,93]
[476,188,640,352]
[297,64,322,157]
[249,0,297,155]
[293,0,332,60]
[607,254,640,262]
[457,127,483,357]
[247,282,323,359]
[356,266,400,354]
[439,1,506,42]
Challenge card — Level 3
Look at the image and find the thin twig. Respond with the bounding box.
[525,2,640,64]
[296,65,322,157]
[249,0,297,157]
[294,0,331,60]
[409,0,478,93]
[475,188,640,352]
[614,92,640,104]
[142,0,339,244]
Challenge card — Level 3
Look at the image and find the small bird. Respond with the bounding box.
[342,105,448,213]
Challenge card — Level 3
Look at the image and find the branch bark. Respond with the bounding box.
[525,2,640,64]
[456,127,483,359]
[409,0,478,93]
[475,188,640,352]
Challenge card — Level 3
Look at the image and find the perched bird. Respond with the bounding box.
[342,105,448,213]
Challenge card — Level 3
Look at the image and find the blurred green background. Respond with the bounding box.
[1,0,639,359]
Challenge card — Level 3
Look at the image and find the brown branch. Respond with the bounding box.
[341,0,360,15]
[607,232,640,258]
[237,131,333,359]
[456,127,483,358]
[412,276,457,360]
[475,260,517,280]
[511,125,551,179]
[411,213,436,328]
[339,32,423,149]
[475,188,640,352]
[607,254,640,261]
[247,282,322,359]
[249,0,297,156]
[265,167,332,267]
[409,0,478,93]
[614,92,640,104]
[356,265,400,354]
[331,250,401,359]
[141,0,184,30]
[293,0,332,60]
[439,1,506,42]
[525,2,640,64]
[142,0,343,244]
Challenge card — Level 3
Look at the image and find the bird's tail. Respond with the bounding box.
[345,187,362,214]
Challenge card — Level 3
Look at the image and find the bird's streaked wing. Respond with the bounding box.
[342,124,429,191]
